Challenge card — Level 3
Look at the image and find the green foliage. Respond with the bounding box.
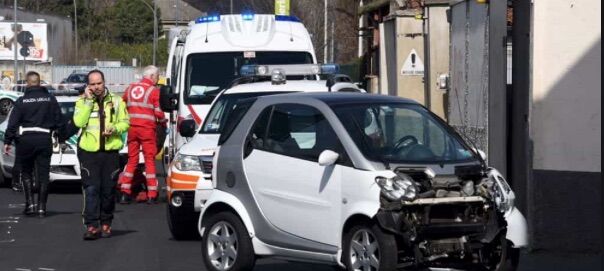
[90,38,169,66]
[111,0,160,44]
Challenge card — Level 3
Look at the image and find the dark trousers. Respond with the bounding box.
[15,133,52,201]
[79,150,120,228]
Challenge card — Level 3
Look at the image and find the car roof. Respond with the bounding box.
[222,80,359,95]
[55,96,79,102]
[256,92,420,106]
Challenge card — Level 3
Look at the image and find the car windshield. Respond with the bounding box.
[201,92,291,134]
[185,51,313,105]
[333,103,476,164]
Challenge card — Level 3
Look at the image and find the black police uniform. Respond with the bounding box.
[4,86,62,216]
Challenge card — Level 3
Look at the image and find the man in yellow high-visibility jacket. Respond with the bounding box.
[74,70,129,241]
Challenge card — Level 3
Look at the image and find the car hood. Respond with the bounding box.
[179,133,220,156]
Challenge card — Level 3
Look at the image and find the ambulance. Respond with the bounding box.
[159,13,317,238]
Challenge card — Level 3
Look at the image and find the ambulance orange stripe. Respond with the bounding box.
[170,172,200,182]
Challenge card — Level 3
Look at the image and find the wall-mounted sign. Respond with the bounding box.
[401,49,424,76]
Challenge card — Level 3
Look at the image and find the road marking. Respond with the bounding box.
[8,203,25,209]
[15,268,32,271]
[39,268,56,271]
[0,220,19,223]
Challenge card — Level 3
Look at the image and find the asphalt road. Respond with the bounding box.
[0,182,337,271]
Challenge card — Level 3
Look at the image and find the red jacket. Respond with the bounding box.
[123,78,166,129]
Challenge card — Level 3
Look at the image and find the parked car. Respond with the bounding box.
[0,95,81,186]
[167,64,363,239]
[58,71,88,93]
[198,92,528,271]
[0,80,60,116]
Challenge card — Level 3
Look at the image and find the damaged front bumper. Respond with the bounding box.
[376,196,526,267]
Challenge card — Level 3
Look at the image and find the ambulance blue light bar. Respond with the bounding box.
[242,13,255,21]
[275,15,301,23]
[196,15,221,24]
[240,64,340,77]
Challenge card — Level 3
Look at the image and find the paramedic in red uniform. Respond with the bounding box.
[120,65,167,204]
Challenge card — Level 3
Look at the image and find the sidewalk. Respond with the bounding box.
[519,251,602,271]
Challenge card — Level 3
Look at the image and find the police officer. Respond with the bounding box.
[119,65,167,204]
[74,70,129,240]
[3,71,62,217]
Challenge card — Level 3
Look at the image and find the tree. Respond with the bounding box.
[111,0,160,44]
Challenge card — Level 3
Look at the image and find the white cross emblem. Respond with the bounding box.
[131,86,145,100]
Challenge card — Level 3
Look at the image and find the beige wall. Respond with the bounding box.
[395,17,425,103]
[427,6,450,119]
[531,0,601,172]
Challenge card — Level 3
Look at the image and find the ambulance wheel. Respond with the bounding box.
[167,204,199,240]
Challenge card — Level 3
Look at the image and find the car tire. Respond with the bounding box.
[201,211,255,271]
[495,238,520,271]
[166,204,199,240]
[0,170,8,188]
[0,98,14,116]
[343,222,398,271]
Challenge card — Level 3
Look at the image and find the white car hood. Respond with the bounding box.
[179,133,220,157]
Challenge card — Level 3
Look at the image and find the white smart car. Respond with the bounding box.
[166,64,363,239]
[199,92,528,271]
[0,95,81,186]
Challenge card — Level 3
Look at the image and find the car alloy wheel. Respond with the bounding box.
[207,221,239,270]
[349,229,380,271]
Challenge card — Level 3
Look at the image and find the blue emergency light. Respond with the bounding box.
[196,15,221,24]
[240,64,340,77]
[242,13,255,21]
[275,15,302,23]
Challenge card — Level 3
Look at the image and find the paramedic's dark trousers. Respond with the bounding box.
[16,133,52,212]
[79,150,120,228]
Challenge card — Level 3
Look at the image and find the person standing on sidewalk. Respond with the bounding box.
[3,71,62,217]
[119,65,166,204]
[74,70,129,240]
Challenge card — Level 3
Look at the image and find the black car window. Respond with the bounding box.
[217,98,256,146]
[261,104,343,161]
[248,106,273,149]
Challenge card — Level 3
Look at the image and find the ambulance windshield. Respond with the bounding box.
[184,51,313,105]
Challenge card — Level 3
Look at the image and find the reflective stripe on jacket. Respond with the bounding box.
[73,91,129,152]
[123,78,166,129]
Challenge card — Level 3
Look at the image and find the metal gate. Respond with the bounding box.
[448,1,490,153]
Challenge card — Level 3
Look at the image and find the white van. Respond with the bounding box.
[160,13,318,169]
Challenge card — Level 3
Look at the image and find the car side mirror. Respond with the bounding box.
[473,148,487,161]
[179,119,196,138]
[159,85,177,112]
[318,150,340,166]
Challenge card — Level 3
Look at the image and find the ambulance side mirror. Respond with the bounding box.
[160,85,177,112]
[179,119,197,138]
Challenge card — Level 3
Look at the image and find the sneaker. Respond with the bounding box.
[118,193,132,205]
[101,224,112,238]
[146,197,158,205]
[83,226,100,241]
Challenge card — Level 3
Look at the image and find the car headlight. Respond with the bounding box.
[489,169,515,214]
[174,154,202,172]
[375,175,418,201]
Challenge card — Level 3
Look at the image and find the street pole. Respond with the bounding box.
[230,0,233,14]
[175,0,179,27]
[323,0,328,63]
[13,0,18,81]
[153,0,157,66]
[74,0,78,64]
